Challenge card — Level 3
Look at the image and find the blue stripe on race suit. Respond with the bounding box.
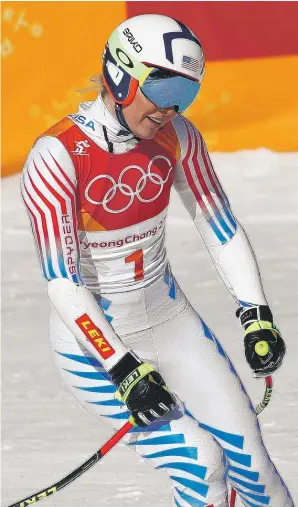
[237,488,270,505]
[224,449,252,467]
[199,318,216,342]
[57,353,129,420]
[89,399,124,406]
[128,434,185,447]
[197,418,269,503]
[207,218,227,245]
[214,210,236,240]
[143,446,198,460]
[174,499,183,507]
[175,488,207,507]
[71,273,80,284]
[199,319,228,362]
[229,465,259,482]
[164,266,170,284]
[129,423,171,433]
[103,411,130,420]
[157,462,207,481]
[100,296,112,311]
[164,264,176,300]
[169,281,176,299]
[199,318,253,410]
[63,369,110,381]
[96,295,113,322]
[198,423,244,450]
[104,314,113,323]
[56,351,104,369]
[171,475,208,498]
[225,207,237,231]
[75,384,116,393]
[65,368,125,415]
[213,336,227,359]
[38,254,47,280]
[185,408,196,420]
[46,254,57,280]
[229,475,265,493]
[72,257,82,285]
[238,300,254,308]
[58,255,68,278]
[225,356,238,378]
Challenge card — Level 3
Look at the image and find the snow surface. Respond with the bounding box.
[2,150,298,506]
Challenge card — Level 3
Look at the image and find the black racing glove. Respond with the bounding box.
[109,352,177,426]
[236,305,286,377]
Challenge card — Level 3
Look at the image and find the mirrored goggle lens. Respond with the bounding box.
[141,73,201,113]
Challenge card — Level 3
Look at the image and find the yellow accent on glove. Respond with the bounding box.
[115,363,155,403]
[254,340,269,356]
[245,320,280,335]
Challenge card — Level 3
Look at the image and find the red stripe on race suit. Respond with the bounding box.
[37,156,68,215]
[26,171,53,259]
[22,182,47,270]
[187,122,224,217]
[180,121,211,220]
[48,153,80,256]
[33,161,64,247]
[49,150,76,192]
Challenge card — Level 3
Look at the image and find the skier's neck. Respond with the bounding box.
[102,93,118,121]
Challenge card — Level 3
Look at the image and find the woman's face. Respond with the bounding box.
[122,89,178,138]
[105,88,178,139]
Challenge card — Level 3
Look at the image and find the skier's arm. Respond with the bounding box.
[21,136,127,370]
[172,116,267,307]
[21,135,177,422]
[173,117,286,375]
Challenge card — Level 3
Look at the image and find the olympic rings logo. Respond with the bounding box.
[85,155,173,214]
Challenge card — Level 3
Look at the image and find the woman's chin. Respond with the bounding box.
[138,132,157,140]
[129,121,161,139]
[130,129,157,140]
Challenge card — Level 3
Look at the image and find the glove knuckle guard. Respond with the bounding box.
[110,352,176,427]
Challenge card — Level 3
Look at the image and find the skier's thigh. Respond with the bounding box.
[154,303,292,506]
[50,306,228,506]
[49,305,128,430]
[154,302,253,428]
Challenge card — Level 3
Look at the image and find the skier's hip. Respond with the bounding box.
[93,264,187,337]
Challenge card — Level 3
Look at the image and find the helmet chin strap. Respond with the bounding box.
[115,103,132,133]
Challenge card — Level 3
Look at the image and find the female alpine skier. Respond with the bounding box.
[21,14,293,507]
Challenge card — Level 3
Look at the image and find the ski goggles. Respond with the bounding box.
[140,68,201,113]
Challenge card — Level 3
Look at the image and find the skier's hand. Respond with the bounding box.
[109,352,177,426]
[236,305,286,377]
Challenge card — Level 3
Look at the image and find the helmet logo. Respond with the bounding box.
[181,55,199,73]
[163,20,201,64]
[116,48,134,68]
[123,28,142,53]
[106,60,124,85]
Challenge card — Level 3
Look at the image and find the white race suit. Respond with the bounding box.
[21,95,294,507]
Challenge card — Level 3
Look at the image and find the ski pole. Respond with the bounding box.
[7,420,133,507]
[230,375,273,507]
[7,378,273,507]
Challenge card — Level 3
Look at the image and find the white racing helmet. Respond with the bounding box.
[102,14,205,114]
